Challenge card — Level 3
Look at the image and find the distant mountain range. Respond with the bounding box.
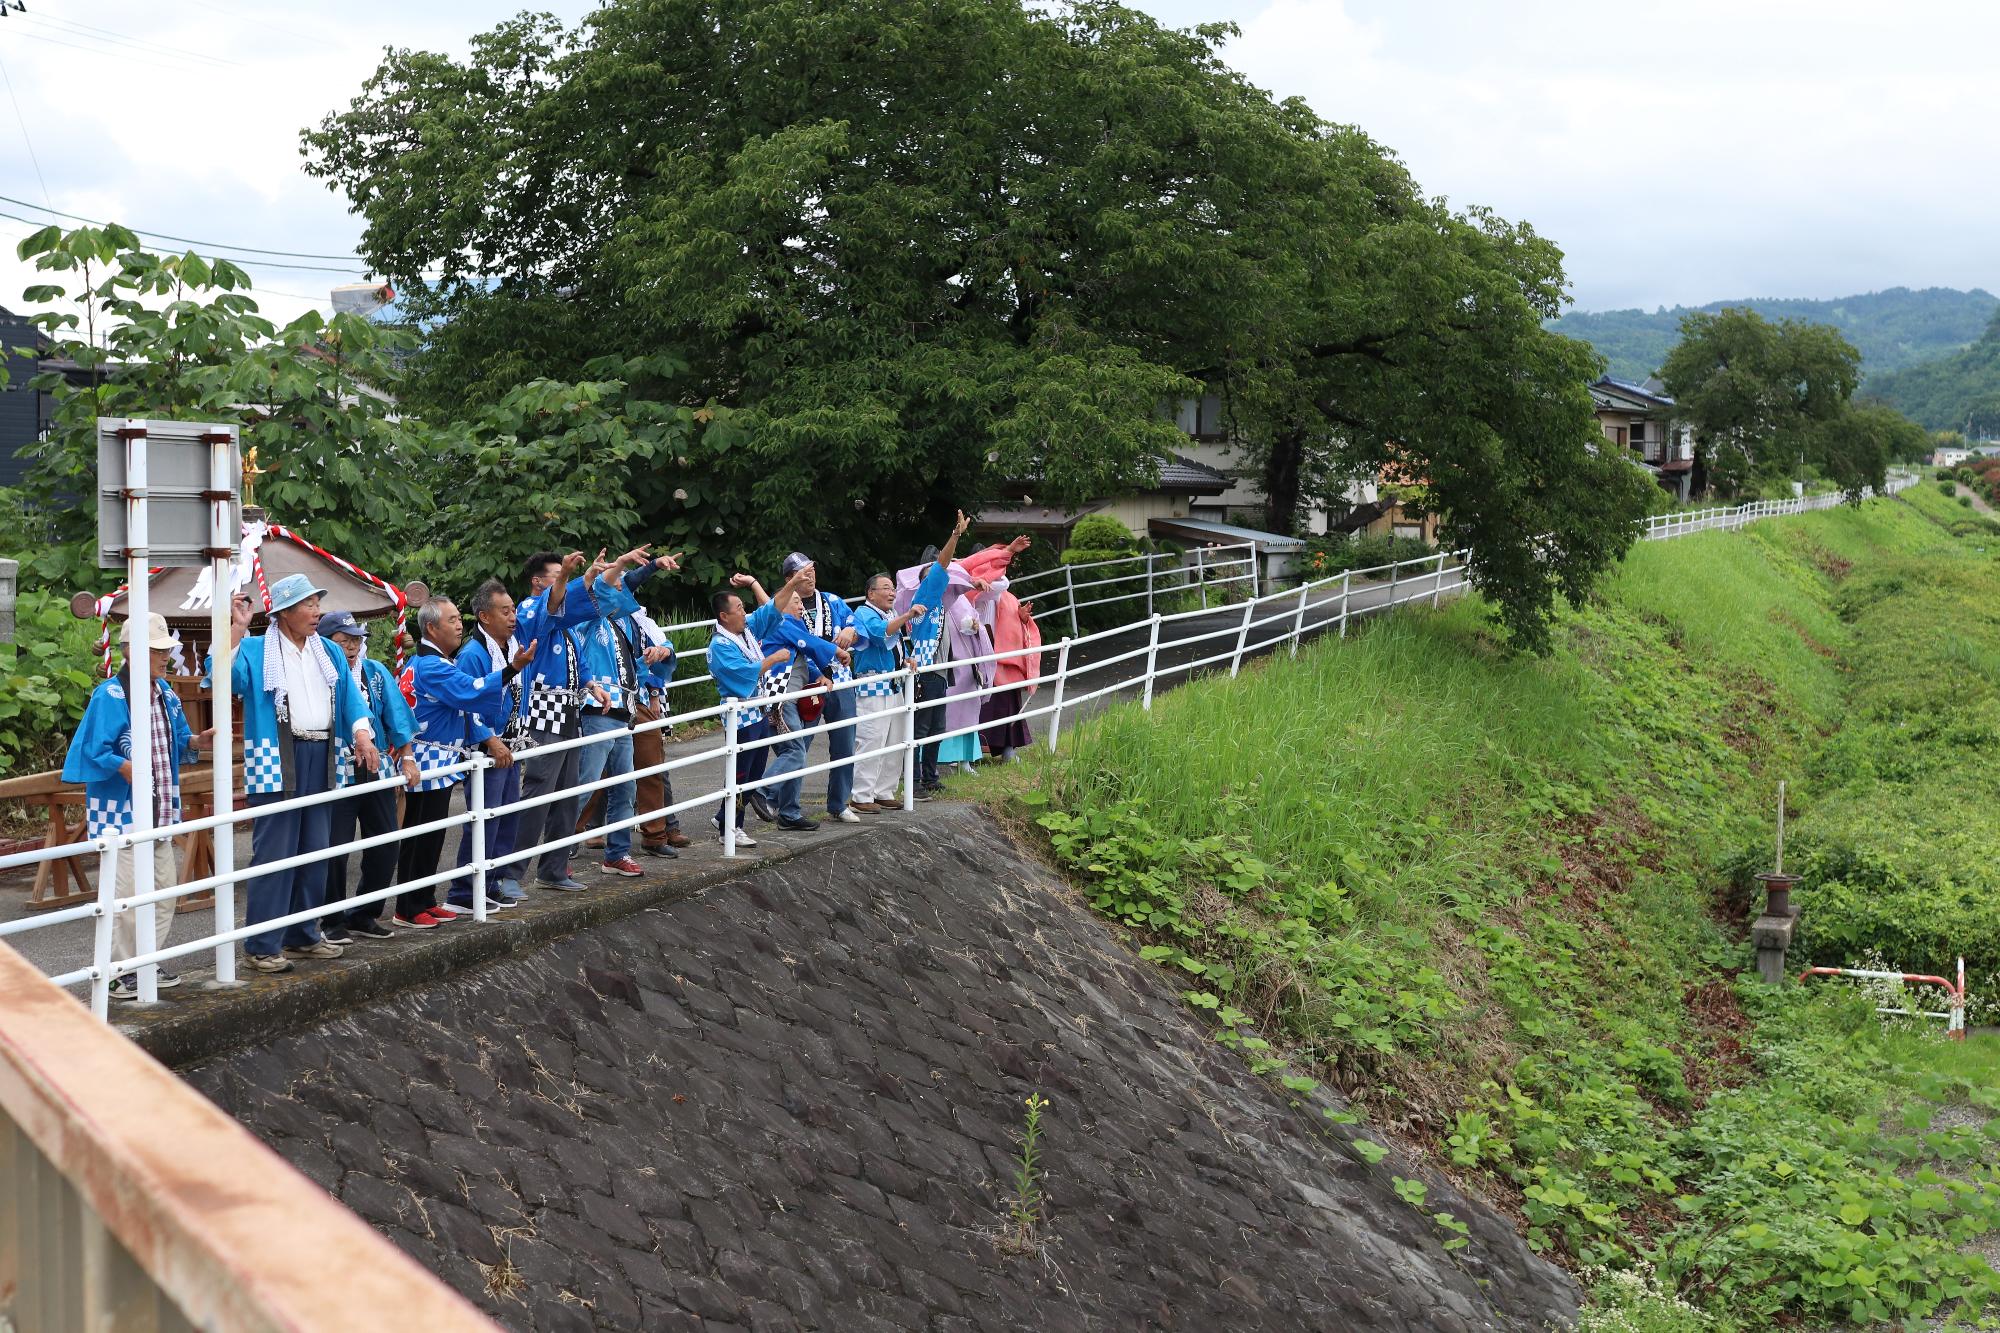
[1550,287,1999,384]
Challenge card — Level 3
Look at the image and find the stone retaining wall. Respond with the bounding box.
[185,820,1577,1331]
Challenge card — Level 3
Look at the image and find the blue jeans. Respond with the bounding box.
[813,683,858,815]
[244,739,332,956]
[761,700,808,823]
[451,762,522,901]
[576,713,636,861]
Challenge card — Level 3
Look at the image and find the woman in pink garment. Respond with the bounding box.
[981,593,1043,761]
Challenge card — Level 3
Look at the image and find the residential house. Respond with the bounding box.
[1591,375,1695,500]
[1934,445,1973,468]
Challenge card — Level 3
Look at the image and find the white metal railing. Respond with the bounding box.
[0,477,1917,1018]
[1008,541,1260,636]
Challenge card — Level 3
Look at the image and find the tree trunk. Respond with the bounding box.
[1263,429,1305,535]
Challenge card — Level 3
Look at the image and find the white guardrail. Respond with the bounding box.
[0,472,1916,1017]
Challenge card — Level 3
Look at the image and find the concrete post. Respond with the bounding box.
[0,556,15,646]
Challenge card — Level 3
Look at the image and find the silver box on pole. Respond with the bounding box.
[96,419,240,569]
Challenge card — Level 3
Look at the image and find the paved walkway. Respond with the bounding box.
[0,564,1467,1012]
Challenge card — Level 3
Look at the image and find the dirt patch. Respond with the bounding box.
[1768,607,1839,660]
[1679,975,1755,1105]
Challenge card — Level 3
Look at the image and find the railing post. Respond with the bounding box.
[1064,565,1079,638]
[1230,597,1255,678]
[1141,614,1163,710]
[1432,550,1447,608]
[722,699,741,858]
[1388,555,1400,606]
[1145,552,1156,618]
[1046,639,1074,752]
[901,667,918,812]
[1289,583,1309,657]
[89,839,115,1019]
[1249,544,1261,600]
[469,754,488,922]
[1195,545,1208,609]
[1338,570,1352,639]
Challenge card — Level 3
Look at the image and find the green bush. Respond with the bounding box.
[0,591,103,779]
[1065,513,1139,554]
[1939,480,1957,496]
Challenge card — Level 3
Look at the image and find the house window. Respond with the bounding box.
[1177,393,1227,442]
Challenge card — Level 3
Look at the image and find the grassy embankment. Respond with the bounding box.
[968,494,2000,1331]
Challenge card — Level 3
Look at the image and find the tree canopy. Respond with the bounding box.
[304,0,1647,650]
[1658,308,1923,498]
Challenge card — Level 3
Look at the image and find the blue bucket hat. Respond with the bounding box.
[267,572,329,615]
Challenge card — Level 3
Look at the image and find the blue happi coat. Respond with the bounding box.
[61,675,199,837]
[331,653,419,786]
[407,645,512,792]
[229,633,373,796]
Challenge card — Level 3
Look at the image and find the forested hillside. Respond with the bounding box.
[1553,287,1997,382]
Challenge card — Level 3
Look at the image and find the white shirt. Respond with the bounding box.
[276,632,372,739]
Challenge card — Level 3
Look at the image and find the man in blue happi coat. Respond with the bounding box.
[576,549,684,874]
[705,561,816,844]
[499,547,644,892]
[316,609,419,944]
[397,596,516,928]
[61,612,214,999]
[226,572,379,974]
[777,551,866,824]
[447,578,540,908]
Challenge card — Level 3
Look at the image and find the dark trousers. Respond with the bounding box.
[324,782,400,927]
[452,762,522,893]
[513,727,581,882]
[813,684,858,815]
[716,717,771,831]
[914,671,948,786]
[244,739,332,956]
[396,786,455,918]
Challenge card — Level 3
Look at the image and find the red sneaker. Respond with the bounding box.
[391,913,436,930]
[601,856,643,877]
[418,909,455,926]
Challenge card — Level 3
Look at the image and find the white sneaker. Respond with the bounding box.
[716,827,758,848]
[835,809,861,824]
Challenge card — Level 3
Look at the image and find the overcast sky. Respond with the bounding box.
[0,0,1992,329]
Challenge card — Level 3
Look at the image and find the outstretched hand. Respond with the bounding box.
[510,638,539,671]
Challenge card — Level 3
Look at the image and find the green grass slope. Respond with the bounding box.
[969,495,2000,1329]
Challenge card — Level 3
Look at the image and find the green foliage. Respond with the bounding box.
[1002,1092,1049,1253]
[1872,306,2000,432]
[1552,286,1997,384]
[1299,532,1433,580]
[304,0,1648,651]
[8,223,427,593]
[0,591,101,778]
[1940,479,1958,496]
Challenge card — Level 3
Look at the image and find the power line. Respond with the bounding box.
[0,48,48,209]
[0,205,373,274]
[0,191,371,267]
[20,11,241,70]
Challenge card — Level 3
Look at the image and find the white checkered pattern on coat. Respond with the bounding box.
[410,740,465,793]
[85,794,134,838]
[908,627,941,668]
[243,736,285,794]
[526,685,575,736]
[855,675,902,700]
[335,739,394,787]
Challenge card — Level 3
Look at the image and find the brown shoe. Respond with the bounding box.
[584,837,606,850]
[848,801,879,813]
[663,830,692,849]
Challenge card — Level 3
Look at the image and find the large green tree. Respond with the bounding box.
[305,0,1647,648]
[1658,307,1905,497]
